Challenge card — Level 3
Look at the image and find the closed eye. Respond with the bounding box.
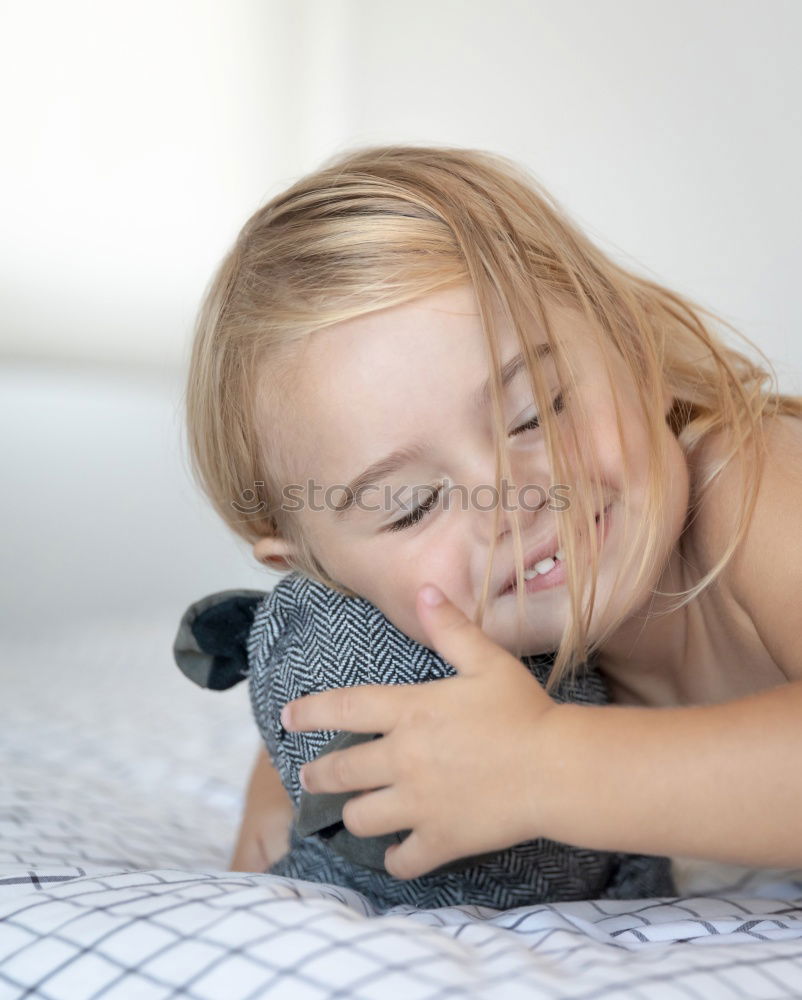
[386,484,442,533]
[509,390,565,437]
[385,391,566,533]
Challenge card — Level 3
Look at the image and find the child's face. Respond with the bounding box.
[254,283,688,656]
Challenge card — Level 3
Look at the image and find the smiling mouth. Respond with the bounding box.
[498,502,612,596]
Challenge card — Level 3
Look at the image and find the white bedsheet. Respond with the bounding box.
[2,618,802,999]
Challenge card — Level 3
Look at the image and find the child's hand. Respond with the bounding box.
[281,583,570,880]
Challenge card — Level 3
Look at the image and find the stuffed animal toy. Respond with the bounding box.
[173,573,676,910]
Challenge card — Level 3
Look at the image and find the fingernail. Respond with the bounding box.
[281,704,292,729]
[299,766,307,790]
[420,584,444,606]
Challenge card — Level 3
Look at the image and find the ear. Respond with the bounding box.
[253,535,297,570]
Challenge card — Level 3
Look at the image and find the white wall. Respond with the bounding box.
[2,0,800,381]
[0,0,324,368]
[2,0,801,634]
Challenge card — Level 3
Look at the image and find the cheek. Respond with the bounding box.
[366,548,464,645]
[381,559,435,615]
[590,403,648,486]
[561,411,624,489]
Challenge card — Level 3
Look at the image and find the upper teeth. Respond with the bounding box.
[514,508,607,586]
[522,549,564,580]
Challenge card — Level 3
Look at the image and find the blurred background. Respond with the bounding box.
[2,0,801,639]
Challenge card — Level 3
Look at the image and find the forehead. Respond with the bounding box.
[257,285,597,486]
[278,287,506,473]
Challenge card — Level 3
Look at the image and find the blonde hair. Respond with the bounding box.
[183,143,802,694]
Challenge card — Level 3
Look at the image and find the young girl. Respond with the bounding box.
[185,144,802,884]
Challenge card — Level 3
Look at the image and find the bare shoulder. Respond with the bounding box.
[689,414,802,554]
[687,413,802,681]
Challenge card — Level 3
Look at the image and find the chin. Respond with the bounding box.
[480,615,554,656]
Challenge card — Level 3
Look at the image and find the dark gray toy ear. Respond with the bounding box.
[173,589,268,691]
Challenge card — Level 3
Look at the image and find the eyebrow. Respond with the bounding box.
[333,344,551,520]
[472,343,550,409]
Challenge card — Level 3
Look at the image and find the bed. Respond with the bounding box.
[3,615,802,999]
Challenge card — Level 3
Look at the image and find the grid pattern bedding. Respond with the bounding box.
[2,618,802,999]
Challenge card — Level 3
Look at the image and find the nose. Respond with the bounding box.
[495,481,551,540]
[460,469,552,542]
[448,444,554,538]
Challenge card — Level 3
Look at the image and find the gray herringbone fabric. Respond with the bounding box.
[246,572,676,910]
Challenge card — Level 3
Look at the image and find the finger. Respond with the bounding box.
[300,739,392,795]
[384,830,447,881]
[416,584,506,677]
[341,786,410,839]
[282,683,412,733]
